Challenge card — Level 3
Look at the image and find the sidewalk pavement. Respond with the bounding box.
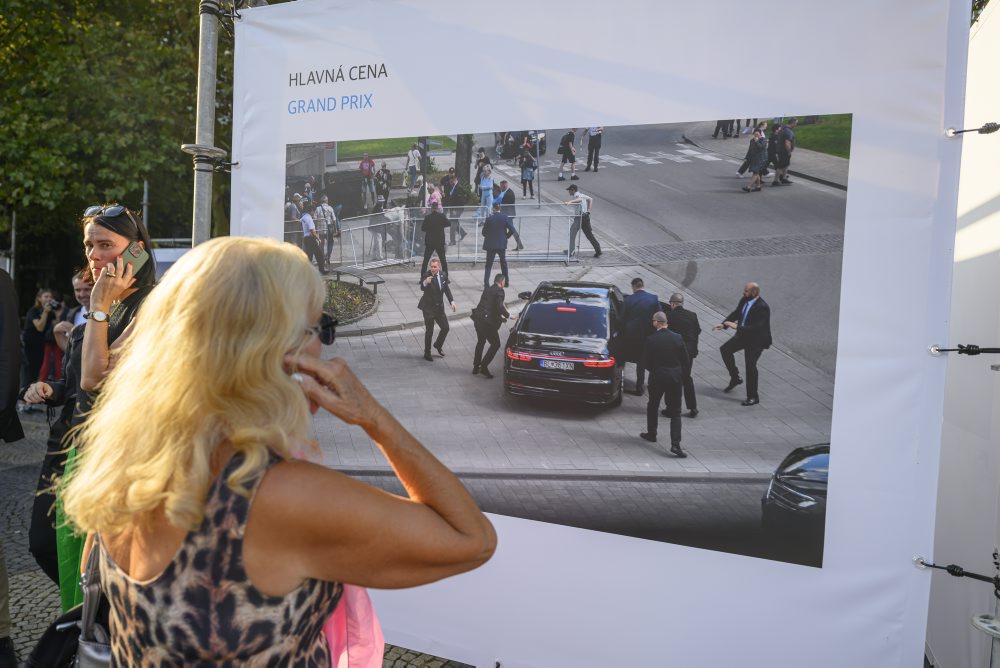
[682,121,849,190]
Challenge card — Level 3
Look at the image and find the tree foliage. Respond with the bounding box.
[0,0,237,304]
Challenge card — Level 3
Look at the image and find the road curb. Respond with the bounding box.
[681,133,848,192]
[336,465,771,483]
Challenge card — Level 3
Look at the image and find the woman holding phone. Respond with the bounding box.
[55,203,157,610]
[61,237,495,664]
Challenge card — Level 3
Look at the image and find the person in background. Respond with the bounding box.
[582,126,604,172]
[24,268,94,585]
[664,292,701,418]
[359,152,377,210]
[316,194,340,265]
[445,175,467,246]
[59,237,494,664]
[22,288,56,384]
[639,311,690,458]
[741,128,769,193]
[620,277,660,396]
[0,269,24,667]
[37,291,66,382]
[481,203,519,290]
[299,200,327,274]
[375,162,393,209]
[405,143,421,188]
[420,202,451,276]
[519,147,536,198]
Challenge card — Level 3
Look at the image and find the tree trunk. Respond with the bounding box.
[455,134,474,186]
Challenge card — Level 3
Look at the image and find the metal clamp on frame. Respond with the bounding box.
[945,121,999,137]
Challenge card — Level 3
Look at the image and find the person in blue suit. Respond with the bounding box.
[620,277,660,395]
[481,203,519,289]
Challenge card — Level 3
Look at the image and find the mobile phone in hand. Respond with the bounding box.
[122,241,150,276]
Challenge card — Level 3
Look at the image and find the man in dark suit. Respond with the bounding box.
[665,292,702,417]
[417,258,456,361]
[481,203,519,289]
[471,273,510,379]
[420,202,451,276]
[640,311,690,457]
[621,277,659,395]
[0,269,23,664]
[714,281,772,406]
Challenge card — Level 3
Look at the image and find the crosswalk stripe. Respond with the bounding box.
[622,153,663,165]
[649,151,692,163]
[594,154,634,167]
[694,154,723,161]
[676,149,703,156]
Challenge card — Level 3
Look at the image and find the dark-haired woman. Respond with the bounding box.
[22,289,56,386]
[55,204,157,610]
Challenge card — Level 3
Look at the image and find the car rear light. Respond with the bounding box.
[506,348,532,361]
[583,357,615,368]
[555,306,577,312]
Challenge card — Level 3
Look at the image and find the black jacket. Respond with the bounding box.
[725,296,772,349]
[474,284,509,327]
[1,269,24,443]
[421,211,451,247]
[666,306,701,359]
[643,328,691,382]
[417,272,454,314]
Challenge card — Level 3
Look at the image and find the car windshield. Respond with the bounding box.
[521,301,608,338]
[783,453,829,477]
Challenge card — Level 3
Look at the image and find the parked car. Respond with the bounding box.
[503,281,624,406]
[761,443,830,534]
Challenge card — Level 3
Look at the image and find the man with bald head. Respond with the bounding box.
[713,282,772,406]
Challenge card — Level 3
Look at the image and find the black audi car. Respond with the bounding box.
[503,281,625,407]
[761,443,830,534]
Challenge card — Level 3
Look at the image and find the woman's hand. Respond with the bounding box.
[285,354,386,432]
[24,382,53,404]
[90,255,137,310]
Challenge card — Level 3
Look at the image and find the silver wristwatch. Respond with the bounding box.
[84,310,109,322]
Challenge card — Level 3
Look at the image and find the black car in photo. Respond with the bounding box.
[761,443,830,534]
[503,282,624,406]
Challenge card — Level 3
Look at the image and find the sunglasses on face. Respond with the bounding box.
[307,313,338,345]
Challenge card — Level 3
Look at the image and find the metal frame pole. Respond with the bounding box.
[191,0,221,245]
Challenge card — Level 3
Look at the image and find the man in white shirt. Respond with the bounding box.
[565,184,602,258]
[299,201,327,274]
[582,126,604,172]
[314,195,340,264]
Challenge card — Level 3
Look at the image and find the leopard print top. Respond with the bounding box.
[99,454,342,666]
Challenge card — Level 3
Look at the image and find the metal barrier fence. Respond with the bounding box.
[284,203,587,270]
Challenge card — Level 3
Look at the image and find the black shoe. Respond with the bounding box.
[660,408,670,417]
[460,231,468,241]
[594,250,602,258]
[724,377,743,392]
[584,166,591,172]
[686,409,699,418]
[741,397,760,406]
[631,387,644,396]
[742,186,752,192]
[639,432,657,442]
[480,369,494,379]
[558,175,567,181]
[570,174,580,180]
[593,167,598,172]
[0,636,16,668]
[670,443,688,458]
[434,345,445,357]
[423,352,434,362]
[472,366,480,375]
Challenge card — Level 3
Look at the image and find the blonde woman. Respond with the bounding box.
[61,237,496,664]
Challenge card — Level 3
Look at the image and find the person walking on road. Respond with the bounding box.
[582,126,604,172]
[420,202,451,276]
[314,195,339,264]
[620,277,659,395]
[300,201,327,274]
[714,281,772,406]
[665,292,701,417]
[519,148,536,198]
[565,184,602,258]
[772,118,797,186]
[418,259,456,361]
[741,128,770,193]
[471,274,510,379]
[557,129,579,181]
[639,311,690,458]
[481,203,519,289]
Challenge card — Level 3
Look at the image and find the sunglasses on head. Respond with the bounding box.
[84,204,128,218]
[307,313,338,345]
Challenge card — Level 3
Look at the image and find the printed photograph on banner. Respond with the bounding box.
[284,116,851,568]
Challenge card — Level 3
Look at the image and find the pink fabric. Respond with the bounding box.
[325,583,385,668]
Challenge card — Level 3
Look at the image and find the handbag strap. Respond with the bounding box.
[79,536,103,641]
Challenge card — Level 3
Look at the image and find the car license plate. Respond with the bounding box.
[541,359,574,371]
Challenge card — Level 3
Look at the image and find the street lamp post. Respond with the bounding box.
[188,0,222,246]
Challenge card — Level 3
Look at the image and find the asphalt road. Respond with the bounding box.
[357,473,824,568]
[477,125,847,374]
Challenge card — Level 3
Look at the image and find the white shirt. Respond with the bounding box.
[407,149,421,167]
[314,204,336,232]
[300,212,316,235]
[570,191,591,214]
[74,307,89,327]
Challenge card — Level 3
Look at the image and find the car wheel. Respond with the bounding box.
[609,371,624,408]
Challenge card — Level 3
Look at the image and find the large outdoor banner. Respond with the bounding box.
[231,0,969,665]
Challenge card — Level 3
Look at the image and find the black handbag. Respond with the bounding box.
[23,541,111,667]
